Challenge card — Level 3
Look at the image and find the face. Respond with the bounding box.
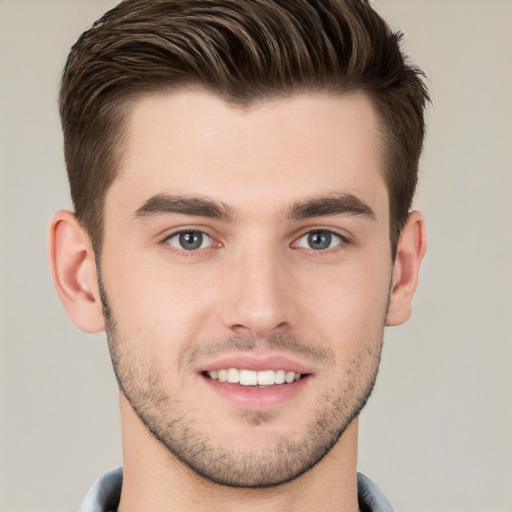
[100,91,393,487]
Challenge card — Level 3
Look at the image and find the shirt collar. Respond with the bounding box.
[80,467,394,512]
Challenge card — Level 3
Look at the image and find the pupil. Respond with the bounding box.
[179,231,202,250]
[308,231,331,250]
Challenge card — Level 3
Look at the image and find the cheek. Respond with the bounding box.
[298,256,391,349]
[102,252,220,351]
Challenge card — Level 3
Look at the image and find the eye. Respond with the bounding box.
[165,230,212,251]
[295,230,345,251]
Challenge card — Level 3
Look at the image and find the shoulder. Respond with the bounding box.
[80,467,123,512]
[357,472,394,512]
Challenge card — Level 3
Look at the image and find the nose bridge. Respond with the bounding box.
[221,236,294,336]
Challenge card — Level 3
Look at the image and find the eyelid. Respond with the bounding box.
[166,231,212,249]
[160,225,215,241]
[291,227,351,251]
[160,226,221,253]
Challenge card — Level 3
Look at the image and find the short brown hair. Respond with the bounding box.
[59,0,429,255]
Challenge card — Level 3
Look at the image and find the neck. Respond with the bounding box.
[117,394,360,512]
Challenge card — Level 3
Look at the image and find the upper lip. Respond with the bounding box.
[197,353,314,375]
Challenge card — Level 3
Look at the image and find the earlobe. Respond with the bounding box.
[47,210,105,333]
[386,211,427,326]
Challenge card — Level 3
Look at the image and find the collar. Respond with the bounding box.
[81,467,394,512]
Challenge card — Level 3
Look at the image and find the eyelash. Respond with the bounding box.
[291,228,350,254]
[160,227,350,255]
[161,228,218,255]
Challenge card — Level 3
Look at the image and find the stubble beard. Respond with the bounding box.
[101,288,383,488]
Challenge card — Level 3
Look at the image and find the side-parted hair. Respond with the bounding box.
[59,0,429,256]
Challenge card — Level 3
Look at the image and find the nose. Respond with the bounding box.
[220,243,297,338]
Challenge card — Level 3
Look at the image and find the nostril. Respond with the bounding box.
[230,321,290,338]
[230,324,252,335]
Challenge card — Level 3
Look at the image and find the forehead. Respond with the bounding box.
[106,90,388,222]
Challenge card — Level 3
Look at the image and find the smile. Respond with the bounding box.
[206,368,303,386]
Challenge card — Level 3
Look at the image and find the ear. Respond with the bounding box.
[386,211,427,326]
[47,210,105,333]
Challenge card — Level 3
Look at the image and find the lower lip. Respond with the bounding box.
[201,375,311,410]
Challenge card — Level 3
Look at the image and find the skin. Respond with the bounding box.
[48,91,426,512]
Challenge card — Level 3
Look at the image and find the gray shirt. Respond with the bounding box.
[80,467,394,512]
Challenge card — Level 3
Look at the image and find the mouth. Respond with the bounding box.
[199,356,313,410]
[203,368,305,386]
[197,352,314,409]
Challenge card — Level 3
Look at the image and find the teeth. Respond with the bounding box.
[257,370,274,386]
[206,369,303,386]
[226,368,240,383]
[285,371,295,384]
[239,369,257,385]
[274,369,285,384]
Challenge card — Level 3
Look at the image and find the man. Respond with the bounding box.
[48,0,428,510]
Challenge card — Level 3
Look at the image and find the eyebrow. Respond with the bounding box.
[287,193,375,220]
[133,192,375,223]
[133,193,236,222]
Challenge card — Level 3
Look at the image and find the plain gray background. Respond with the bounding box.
[1,1,511,511]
